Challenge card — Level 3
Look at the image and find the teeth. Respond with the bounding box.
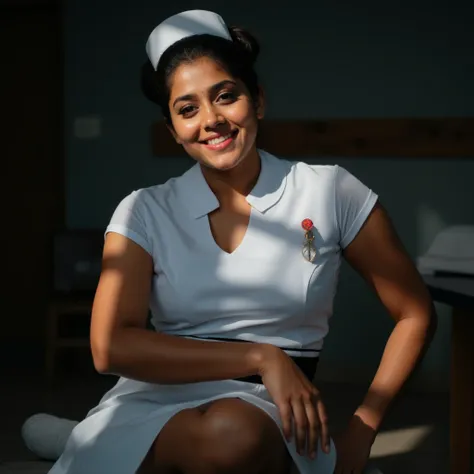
[207,133,231,145]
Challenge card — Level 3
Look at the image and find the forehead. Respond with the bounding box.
[168,57,234,98]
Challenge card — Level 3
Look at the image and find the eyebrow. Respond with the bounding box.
[172,80,237,108]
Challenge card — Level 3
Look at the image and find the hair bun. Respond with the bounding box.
[228,26,260,64]
[141,60,161,105]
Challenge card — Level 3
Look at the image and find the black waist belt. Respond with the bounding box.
[184,336,320,385]
[234,356,319,385]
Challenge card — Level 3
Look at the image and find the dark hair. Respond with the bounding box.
[141,26,260,122]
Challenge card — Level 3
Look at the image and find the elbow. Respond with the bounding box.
[412,301,438,353]
[92,352,111,375]
[91,336,114,374]
[418,302,438,347]
[91,325,140,375]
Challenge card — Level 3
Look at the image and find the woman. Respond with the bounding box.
[46,9,434,474]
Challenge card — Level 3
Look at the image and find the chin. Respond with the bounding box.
[189,146,248,172]
[205,154,245,171]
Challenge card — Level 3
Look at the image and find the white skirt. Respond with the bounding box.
[47,377,337,474]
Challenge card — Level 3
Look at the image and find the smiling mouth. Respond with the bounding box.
[202,130,238,144]
[201,130,238,150]
[207,133,232,145]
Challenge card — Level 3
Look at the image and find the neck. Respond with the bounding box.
[200,147,261,205]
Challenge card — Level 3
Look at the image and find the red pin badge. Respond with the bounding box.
[301,218,317,262]
[301,218,314,231]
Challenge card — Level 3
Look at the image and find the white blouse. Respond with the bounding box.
[106,150,378,358]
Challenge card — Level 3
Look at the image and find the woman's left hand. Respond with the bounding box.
[333,414,377,474]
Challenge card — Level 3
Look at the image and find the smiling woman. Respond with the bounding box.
[141,19,263,174]
[166,58,261,170]
[39,8,435,474]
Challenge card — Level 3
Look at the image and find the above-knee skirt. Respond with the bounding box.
[48,377,337,474]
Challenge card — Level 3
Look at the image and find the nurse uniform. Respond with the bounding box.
[48,149,378,474]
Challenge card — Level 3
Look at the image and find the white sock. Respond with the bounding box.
[21,413,79,461]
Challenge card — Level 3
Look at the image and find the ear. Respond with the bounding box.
[166,122,182,144]
[255,86,265,120]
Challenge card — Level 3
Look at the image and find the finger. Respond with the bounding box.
[278,402,292,442]
[291,398,308,455]
[316,397,330,454]
[303,396,319,458]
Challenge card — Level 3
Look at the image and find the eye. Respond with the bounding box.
[217,91,237,103]
[179,105,197,118]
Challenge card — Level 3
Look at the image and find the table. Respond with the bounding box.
[423,274,474,474]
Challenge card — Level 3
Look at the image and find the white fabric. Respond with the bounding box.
[146,10,232,70]
[106,150,377,353]
[47,150,378,474]
[22,414,78,461]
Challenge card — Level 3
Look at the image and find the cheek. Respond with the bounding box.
[172,119,200,142]
[227,103,258,129]
[241,111,259,136]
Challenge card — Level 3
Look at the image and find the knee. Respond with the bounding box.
[199,399,281,472]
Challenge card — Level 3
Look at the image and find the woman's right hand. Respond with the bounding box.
[258,344,330,459]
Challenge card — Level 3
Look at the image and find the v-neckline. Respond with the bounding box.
[204,206,254,257]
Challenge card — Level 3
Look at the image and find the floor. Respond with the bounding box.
[0,364,450,473]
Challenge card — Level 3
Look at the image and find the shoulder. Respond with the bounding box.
[260,149,337,180]
[108,168,191,229]
[263,152,338,195]
[289,159,360,188]
[112,172,189,218]
[290,159,338,183]
[282,157,370,199]
[107,172,191,256]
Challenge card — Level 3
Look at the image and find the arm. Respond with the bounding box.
[92,232,331,456]
[90,232,268,384]
[342,201,436,431]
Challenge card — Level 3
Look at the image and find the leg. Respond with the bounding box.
[450,307,474,474]
[138,398,292,474]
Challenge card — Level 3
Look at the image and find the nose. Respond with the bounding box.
[202,104,224,129]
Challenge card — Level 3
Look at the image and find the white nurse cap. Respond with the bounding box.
[146,10,232,70]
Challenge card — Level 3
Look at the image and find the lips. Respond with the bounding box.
[206,133,232,145]
[201,130,238,151]
[202,130,238,144]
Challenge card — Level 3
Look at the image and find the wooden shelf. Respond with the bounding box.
[151,117,474,158]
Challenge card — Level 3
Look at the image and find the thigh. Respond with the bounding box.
[138,398,292,474]
[137,406,203,474]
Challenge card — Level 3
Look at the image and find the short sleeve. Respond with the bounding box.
[105,191,153,255]
[334,165,378,249]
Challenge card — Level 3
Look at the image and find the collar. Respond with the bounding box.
[178,149,288,219]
